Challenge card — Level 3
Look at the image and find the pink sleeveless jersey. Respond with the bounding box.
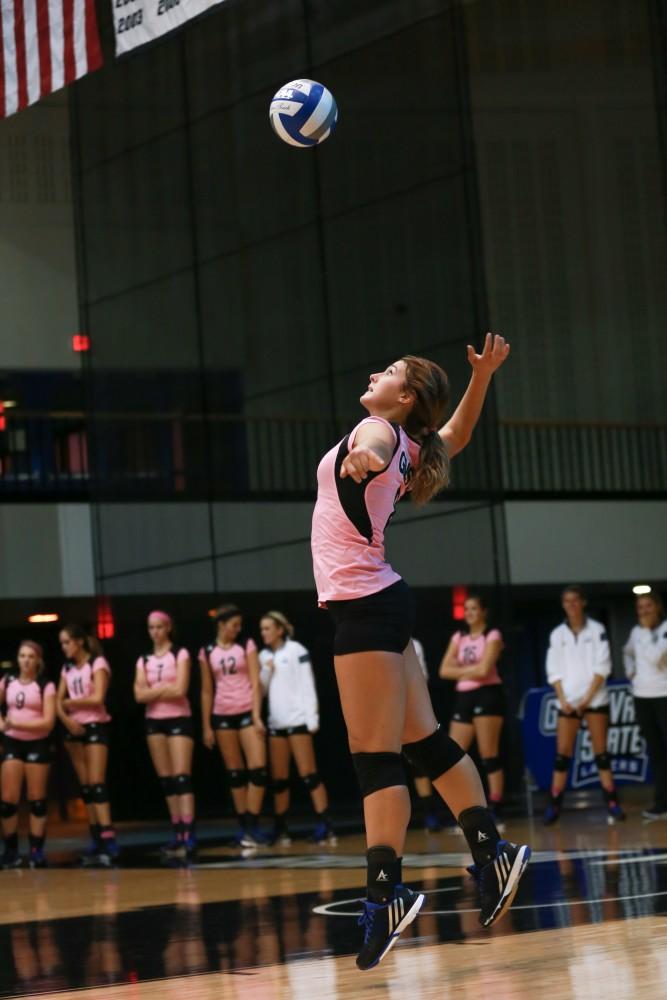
[61,657,111,724]
[311,417,421,603]
[200,639,257,716]
[452,629,503,691]
[137,648,191,719]
[1,676,56,741]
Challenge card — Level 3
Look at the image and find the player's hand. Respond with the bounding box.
[253,715,266,736]
[560,701,576,716]
[340,446,387,483]
[203,727,214,750]
[467,332,510,377]
[68,720,85,736]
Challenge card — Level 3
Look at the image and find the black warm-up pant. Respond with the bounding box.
[634,696,667,812]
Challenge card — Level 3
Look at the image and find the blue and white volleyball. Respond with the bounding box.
[269,79,338,148]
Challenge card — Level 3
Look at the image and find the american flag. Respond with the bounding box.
[0,0,102,118]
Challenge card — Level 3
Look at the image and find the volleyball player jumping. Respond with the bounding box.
[311,335,530,970]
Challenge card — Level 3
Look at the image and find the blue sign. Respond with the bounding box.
[521,681,651,790]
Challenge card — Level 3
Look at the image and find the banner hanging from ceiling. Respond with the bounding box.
[112,0,229,55]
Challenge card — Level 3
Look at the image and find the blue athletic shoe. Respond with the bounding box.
[423,810,442,833]
[543,798,562,826]
[80,839,102,866]
[356,885,425,970]
[28,847,47,869]
[607,801,626,825]
[310,820,337,846]
[468,840,531,927]
[97,839,120,866]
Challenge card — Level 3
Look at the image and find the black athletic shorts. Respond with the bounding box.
[327,579,414,656]
[211,712,253,731]
[2,736,52,765]
[452,685,506,725]
[269,724,309,738]
[144,716,194,738]
[64,721,111,746]
[558,704,610,719]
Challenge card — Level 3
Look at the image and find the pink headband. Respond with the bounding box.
[148,610,172,625]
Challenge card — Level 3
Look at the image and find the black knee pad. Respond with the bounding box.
[554,754,572,773]
[173,773,193,794]
[402,725,465,781]
[351,752,407,798]
[91,783,108,804]
[29,799,47,818]
[81,784,93,805]
[248,767,268,788]
[302,772,321,791]
[0,801,18,819]
[271,777,290,793]
[228,769,247,789]
[159,775,177,796]
[595,752,611,772]
[481,756,503,776]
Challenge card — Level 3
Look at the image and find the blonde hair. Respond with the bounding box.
[401,355,451,505]
[262,611,295,639]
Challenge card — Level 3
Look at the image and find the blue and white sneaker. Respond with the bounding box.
[607,801,626,825]
[468,840,531,927]
[310,820,338,846]
[28,847,47,869]
[356,884,425,971]
[80,839,101,866]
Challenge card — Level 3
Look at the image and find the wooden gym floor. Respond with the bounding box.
[2,795,667,999]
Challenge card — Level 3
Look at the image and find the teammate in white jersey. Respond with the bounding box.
[624,591,667,821]
[259,611,335,846]
[543,586,624,825]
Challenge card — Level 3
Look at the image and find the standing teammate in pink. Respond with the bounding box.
[56,625,118,866]
[134,611,196,856]
[200,604,267,847]
[439,594,507,829]
[311,335,530,970]
[0,641,56,868]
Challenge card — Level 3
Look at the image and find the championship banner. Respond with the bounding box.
[520,681,651,790]
[112,0,229,55]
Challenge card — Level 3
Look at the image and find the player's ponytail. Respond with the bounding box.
[401,355,451,505]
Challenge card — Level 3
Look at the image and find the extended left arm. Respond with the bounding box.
[439,333,510,458]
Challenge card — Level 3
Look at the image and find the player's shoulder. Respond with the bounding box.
[587,617,608,639]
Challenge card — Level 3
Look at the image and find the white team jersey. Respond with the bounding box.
[412,638,428,682]
[623,620,667,699]
[259,639,319,731]
[546,617,611,707]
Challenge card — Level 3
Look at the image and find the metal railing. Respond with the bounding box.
[0,412,665,499]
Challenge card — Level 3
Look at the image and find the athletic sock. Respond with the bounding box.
[458,806,501,866]
[170,818,183,841]
[181,816,194,839]
[29,834,45,851]
[245,811,260,832]
[367,845,402,904]
[274,813,288,834]
[89,822,102,844]
[4,832,18,852]
[100,825,115,840]
[603,787,619,805]
[316,809,331,825]
[237,812,248,831]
